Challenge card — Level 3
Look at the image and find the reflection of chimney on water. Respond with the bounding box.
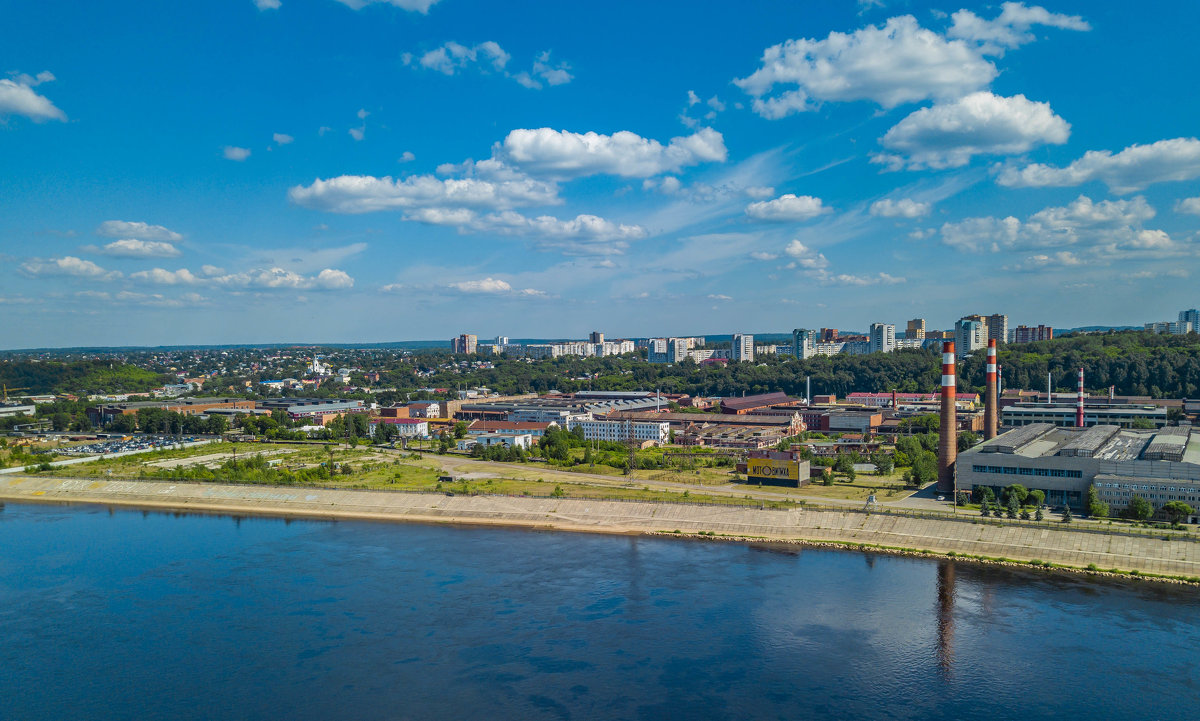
[937,341,957,495]
[936,560,956,677]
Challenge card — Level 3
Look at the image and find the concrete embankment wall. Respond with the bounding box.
[2,476,1198,577]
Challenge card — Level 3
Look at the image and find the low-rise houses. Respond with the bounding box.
[569,418,670,445]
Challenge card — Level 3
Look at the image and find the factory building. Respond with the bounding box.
[1001,403,1167,429]
[957,423,1200,518]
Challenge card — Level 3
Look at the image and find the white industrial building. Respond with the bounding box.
[570,418,670,445]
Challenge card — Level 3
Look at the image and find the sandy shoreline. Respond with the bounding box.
[3,475,1199,582]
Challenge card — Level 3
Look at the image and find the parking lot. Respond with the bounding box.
[57,436,200,457]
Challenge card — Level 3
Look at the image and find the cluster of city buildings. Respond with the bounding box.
[1145,308,1199,335]
[452,332,636,359]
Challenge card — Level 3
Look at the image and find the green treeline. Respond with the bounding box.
[0,360,170,395]
[385,332,1200,400]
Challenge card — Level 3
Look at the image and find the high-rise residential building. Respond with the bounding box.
[1180,309,1199,329]
[451,334,478,354]
[1012,325,1054,343]
[792,328,817,359]
[906,318,925,340]
[589,331,604,344]
[819,328,839,342]
[496,336,509,347]
[869,323,896,354]
[986,314,1008,343]
[732,333,754,362]
[955,319,986,354]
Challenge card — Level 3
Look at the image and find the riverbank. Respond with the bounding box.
[3,475,1198,581]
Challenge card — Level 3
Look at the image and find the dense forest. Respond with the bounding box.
[0,360,170,396]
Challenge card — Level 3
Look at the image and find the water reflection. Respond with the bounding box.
[937,560,955,677]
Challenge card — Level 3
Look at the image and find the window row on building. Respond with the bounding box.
[970,465,1083,478]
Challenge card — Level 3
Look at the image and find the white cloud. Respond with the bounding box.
[874,92,1069,169]
[745,186,775,199]
[750,251,778,261]
[223,146,251,161]
[448,277,545,296]
[130,268,202,285]
[91,239,182,258]
[96,220,183,241]
[414,40,510,75]
[746,194,830,221]
[409,208,645,255]
[254,0,281,9]
[398,151,415,163]
[816,271,906,286]
[783,240,830,269]
[334,0,442,12]
[133,266,354,290]
[273,132,293,145]
[1176,197,1200,215]
[939,195,1188,264]
[10,70,55,87]
[288,168,559,213]
[21,256,121,281]
[734,15,996,117]
[707,293,733,301]
[495,127,726,179]
[349,127,365,141]
[513,51,573,90]
[997,137,1200,194]
[201,265,225,276]
[869,198,931,218]
[948,2,1089,55]
[0,76,66,122]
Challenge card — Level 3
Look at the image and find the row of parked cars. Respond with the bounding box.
[57,435,198,456]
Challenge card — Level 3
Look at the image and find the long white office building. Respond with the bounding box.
[570,418,671,445]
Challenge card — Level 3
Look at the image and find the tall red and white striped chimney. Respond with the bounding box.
[984,339,998,440]
[1076,367,1085,428]
[938,341,957,494]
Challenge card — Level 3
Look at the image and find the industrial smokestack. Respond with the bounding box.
[984,339,998,440]
[1076,367,1085,428]
[806,376,811,404]
[938,341,957,495]
[1047,372,1053,404]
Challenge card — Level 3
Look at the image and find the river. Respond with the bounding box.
[1,502,1196,720]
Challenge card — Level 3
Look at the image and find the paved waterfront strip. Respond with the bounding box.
[3,476,1198,578]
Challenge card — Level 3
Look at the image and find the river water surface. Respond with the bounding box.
[1,502,1196,720]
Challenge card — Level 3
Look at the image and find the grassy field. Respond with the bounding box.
[33,441,798,509]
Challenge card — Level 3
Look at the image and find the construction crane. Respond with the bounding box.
[3,385,30,404]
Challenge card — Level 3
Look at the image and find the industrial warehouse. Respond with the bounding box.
[957,423,1200,521]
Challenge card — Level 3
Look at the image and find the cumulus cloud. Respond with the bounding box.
[1176,197,1200,215]
[273,132,293,145]
[223,146,251,161]
[495,127,726,179]
[750,251,778,261]
[415,41,510,75]
[734,15,996,117]
[132,265,354,290]
[398,151,415,163]
[783,240,830,269]
[513,51,573,89]
[90,239,182,258]
[96,220,183,241]
[939,195,1188,265]
[448,277,546,296]
[409,208,645,255]
[874,92,1069,169]
[997,137,1200,194]
[948,2,1090,55]
[335,0,441,12]
[869,198,931,218]
[288,168,558,213]
[0,74,66,122]
[746,194,830,221]
[20,256,121,281]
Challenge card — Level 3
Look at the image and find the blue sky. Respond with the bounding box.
[3,0,1199,348]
